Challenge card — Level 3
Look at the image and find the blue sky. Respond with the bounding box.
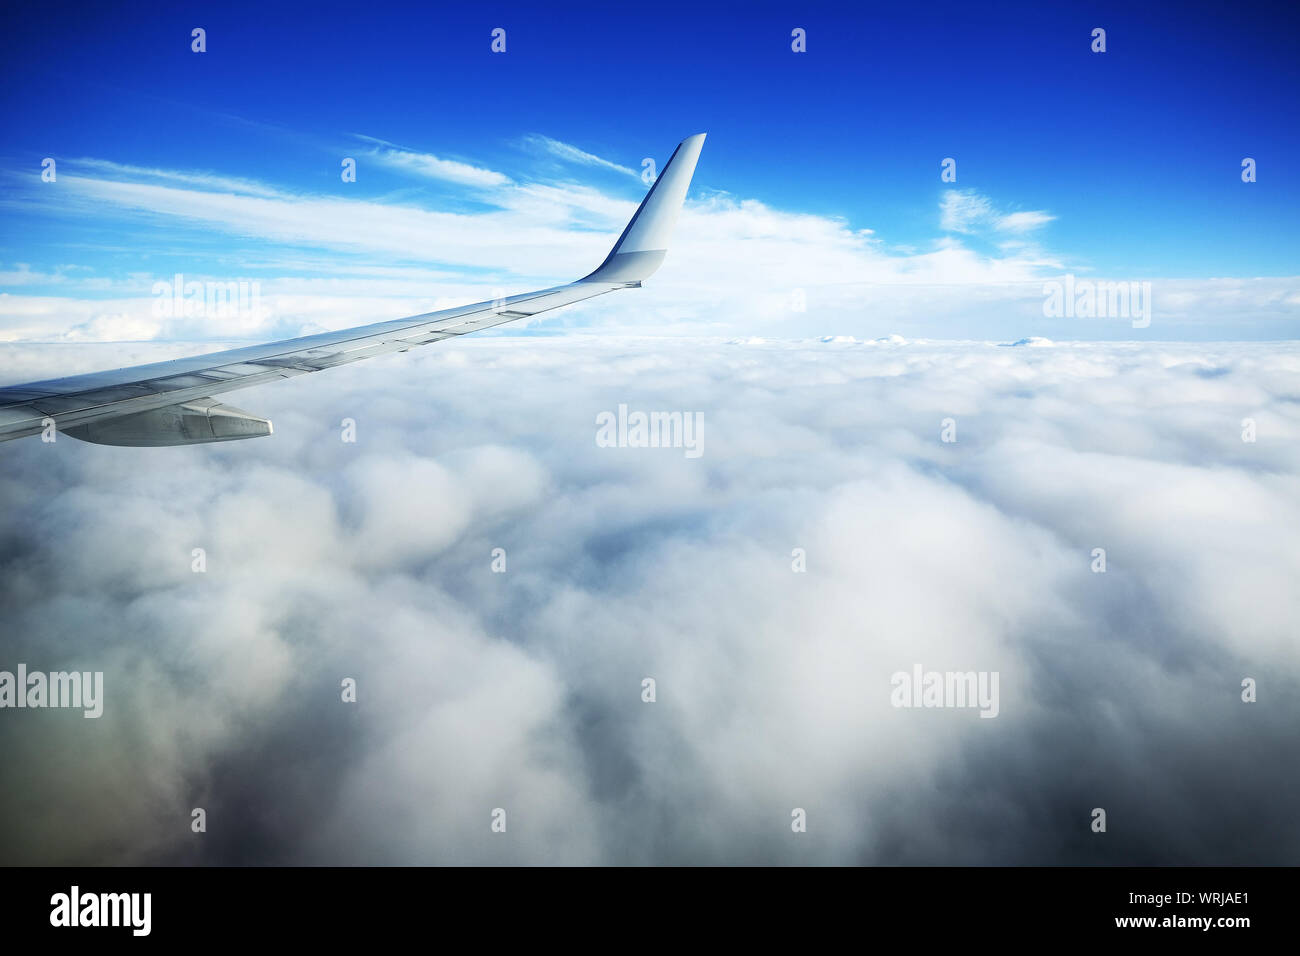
[1,0,1297,341]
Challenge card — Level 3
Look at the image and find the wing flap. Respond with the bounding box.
[62,398,272,446]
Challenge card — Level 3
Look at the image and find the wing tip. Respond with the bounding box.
[582,133,706,284]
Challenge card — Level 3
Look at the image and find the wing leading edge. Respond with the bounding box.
[0,133,706,446]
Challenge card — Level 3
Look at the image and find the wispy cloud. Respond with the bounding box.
[67,158,285,198]
[4,145,1295,343]
[998,210,1055,233]
[941,188,1055,235]
[523,134,638,177]
[356,134,512,188]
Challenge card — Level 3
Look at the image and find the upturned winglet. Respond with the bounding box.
[582,132,706,284]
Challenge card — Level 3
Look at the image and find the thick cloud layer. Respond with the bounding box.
[1,336,1297,864]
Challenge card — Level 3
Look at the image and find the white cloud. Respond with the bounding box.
[940,189,995,233]
[366,145,512,188]
[941,188,1055,235]
[68,158,286,198]
[523,134,638,176]
[2,337,1298,864]
[997,209,1056,233]
[0,152,1293,344]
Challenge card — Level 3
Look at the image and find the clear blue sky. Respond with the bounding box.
[1,0,1297,321]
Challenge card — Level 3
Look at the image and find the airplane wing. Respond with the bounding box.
[0,133,706,446]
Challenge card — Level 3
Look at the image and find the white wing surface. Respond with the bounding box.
[0,133,706,446]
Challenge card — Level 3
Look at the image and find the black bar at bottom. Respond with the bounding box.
[0,865,1282,941]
